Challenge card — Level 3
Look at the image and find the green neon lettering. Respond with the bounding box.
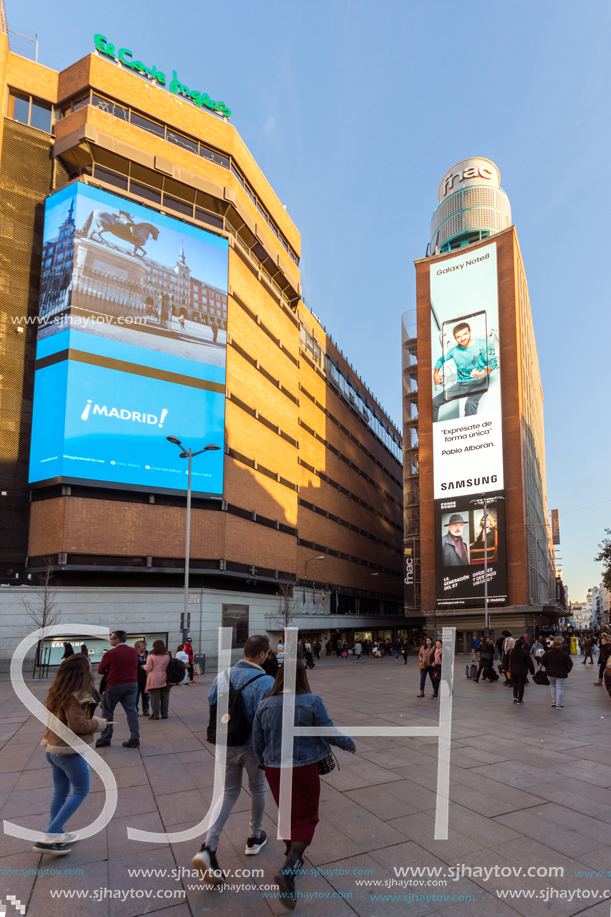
[118,48,135,67]
[94,34,109,54]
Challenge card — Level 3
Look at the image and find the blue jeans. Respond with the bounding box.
[420,665,435,692]
[99,684,139,742]
[549,677,566,706]
[46,751,90,834]
[137,685,150,714]
[395,651,401,660]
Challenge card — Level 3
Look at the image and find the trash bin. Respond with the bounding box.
[570,636,577,655]
[194,654,206,675]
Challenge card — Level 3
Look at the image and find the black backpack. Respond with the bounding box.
[166,656,187,685]
[206,670,266,747]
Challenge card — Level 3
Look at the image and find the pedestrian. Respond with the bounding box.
[501,630,515,687]
[95,630,140,749]
[583,633,594,665]
[431,640,443,699]
[179,314,185,330]
[417,637,436,698]
[507,638,534,705]
[34,653,107,856]
[354,640,362,660]
[80,644,89,658]
[393,638,402,661]
[304,641,315,670]
[61,642,74,660]
[134,640,150,716]
[325,639,333,658]
[540,637,573,708]
[314,641,322,660]
[335,639,343,658]
[401,639,410,665]
[297,641,305,662]
[144,640,172,718]
[471,636,478,662]
[185,637,197,684]
[531,638,545,661]
[176,644,191,685]
[595,634,611,686]
[252,660,356,908]
[263,646,279,678]
[192,635,275,884]
[474,636,495,683]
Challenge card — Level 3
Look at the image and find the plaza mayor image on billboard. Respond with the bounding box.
[29,182,228,496]
[430,241,508,606]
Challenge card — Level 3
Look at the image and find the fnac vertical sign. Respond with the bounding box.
[93,35,232,118]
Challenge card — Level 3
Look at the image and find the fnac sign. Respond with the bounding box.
[438,158,500,200]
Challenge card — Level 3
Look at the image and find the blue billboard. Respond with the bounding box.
[29,182,228,495]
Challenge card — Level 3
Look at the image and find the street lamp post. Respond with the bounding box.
[167,437,220,642]
[304,555,325,612]
[469,493,504,634]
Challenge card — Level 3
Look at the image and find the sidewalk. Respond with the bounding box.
[1,653,611,916]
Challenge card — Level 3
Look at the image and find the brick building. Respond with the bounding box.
[403,159,560,649]
[0,21,406,667]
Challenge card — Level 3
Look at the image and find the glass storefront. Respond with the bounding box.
[42,632,168,666]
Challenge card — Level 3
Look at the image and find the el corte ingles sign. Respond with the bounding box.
[94,34,231,119]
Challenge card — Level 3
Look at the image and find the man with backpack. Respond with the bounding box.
[192,635,275,885]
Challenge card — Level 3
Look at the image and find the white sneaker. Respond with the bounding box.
[245,831,267,855]
[191,847,225,885]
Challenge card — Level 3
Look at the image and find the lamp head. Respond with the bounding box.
[204,444,220,451]
[166,436,182,446]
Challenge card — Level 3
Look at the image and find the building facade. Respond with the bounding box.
[0,25,405,668]
[403,159,559,649]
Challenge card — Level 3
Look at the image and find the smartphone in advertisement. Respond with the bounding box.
[440,309,489,402]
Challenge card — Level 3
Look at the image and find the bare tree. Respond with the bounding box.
[22,559,61,677]
[267,581,299,633]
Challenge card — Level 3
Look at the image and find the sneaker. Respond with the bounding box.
[517,701,525,705]
[122,739,140,748]
[192,846,225,885]
[95,740,110,748]
[551,702,556,707]
[60,833,80,845]
[556,704,564,709]
[245,830,267,855]
[512,698,518,703]
[190,681,199,685]
[32,840,72,857]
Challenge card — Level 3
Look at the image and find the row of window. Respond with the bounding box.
[298,457,401,532]
[299,326,402,462]
[7,90,53,133]
[298,497,401,555]
[59,89,299,265]
[296,535,400,578]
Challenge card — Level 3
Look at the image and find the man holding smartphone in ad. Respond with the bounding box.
[432,321,497,421]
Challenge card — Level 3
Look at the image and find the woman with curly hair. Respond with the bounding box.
[34,653,107,856]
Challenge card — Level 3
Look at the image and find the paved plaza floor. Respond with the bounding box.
[2,653,611,917]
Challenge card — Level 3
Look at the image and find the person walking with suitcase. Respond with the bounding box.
[192,636,275,884]
[474,636,494,683]
[96,630,140,749]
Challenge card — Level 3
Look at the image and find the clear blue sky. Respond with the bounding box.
[10,0,611,602]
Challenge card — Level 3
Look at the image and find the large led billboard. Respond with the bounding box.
[29,182,228,496]
[429,242,507,606]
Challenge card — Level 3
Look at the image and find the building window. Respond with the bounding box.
[91,93,129,121]
[7,90,53,133]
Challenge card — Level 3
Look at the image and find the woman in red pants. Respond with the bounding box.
[252,661,356,908]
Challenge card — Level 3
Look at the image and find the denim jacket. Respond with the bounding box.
[208,660,275,750]
[252,693,355,767]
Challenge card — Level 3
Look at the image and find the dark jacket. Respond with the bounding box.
[137,650,149,688]
[540,649,573,679]
[262,652,279,679]
[478,642,494,665]
[598,642,611,672]
[441,531,469,567]
[508,647,534,676]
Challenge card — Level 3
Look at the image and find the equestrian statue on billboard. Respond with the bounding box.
[83,210,160,257]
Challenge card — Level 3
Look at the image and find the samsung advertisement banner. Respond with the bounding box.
[29,182,228,496]
[430,242,508,606]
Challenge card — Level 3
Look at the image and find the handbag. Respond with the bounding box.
[318,751,339,775]
[418,660,427,670]
[533,669,550,686]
